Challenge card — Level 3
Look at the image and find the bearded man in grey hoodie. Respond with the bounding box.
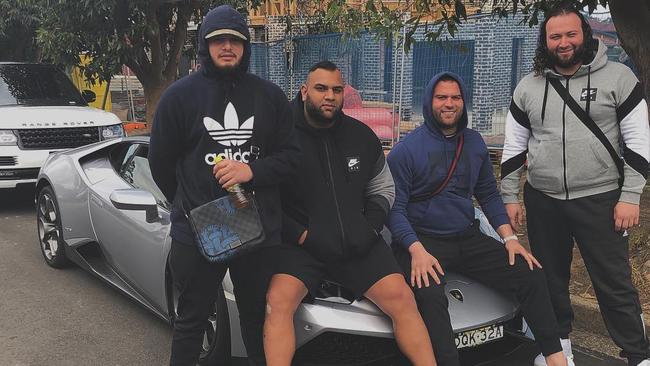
[501,3,650,366]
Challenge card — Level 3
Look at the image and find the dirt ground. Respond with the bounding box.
[496,168,650,311]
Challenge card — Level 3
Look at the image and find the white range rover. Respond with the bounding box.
[0,62,124,188]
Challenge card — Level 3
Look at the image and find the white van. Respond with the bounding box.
[0,62,124,188]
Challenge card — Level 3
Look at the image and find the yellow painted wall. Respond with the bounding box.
[70,55,112,111]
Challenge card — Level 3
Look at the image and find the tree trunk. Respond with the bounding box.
[135,2,191,132]
[142,78,174,132]
[609,0,650,106]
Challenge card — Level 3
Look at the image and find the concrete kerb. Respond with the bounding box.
[571,294,650,337]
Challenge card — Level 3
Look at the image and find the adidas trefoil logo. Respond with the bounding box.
[203,103,254,147]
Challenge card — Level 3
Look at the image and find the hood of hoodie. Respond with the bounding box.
[422,72,469,136]
[197,5,251,78]
[544,39,608,78]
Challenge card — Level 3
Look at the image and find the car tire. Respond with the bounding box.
[198,287,231,365]
[36,185,70,268]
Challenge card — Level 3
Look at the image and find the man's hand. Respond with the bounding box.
[298,230,308,245]
[504,239,542,271]
[505,203,525,232]
[614,202,640,232]
[213,159,253,189]
[408,242,445,288]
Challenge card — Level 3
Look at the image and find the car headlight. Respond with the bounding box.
[0,130,18,146]
[100,124,125,140]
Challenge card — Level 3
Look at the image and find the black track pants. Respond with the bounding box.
[168,240,273,366]
[395,222,562,366]
[525,183,649,366]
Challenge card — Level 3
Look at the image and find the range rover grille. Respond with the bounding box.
[17,127,100,149]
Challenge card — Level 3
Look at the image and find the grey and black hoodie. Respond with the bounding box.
[501,40,649,204]
[280,93,395,262]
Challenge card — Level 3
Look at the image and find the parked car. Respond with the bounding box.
[0,62,124,189]
[35,136,530,365]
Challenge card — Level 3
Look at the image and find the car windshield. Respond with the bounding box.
[0,64,87,107]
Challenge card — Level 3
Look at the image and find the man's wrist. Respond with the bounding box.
[502,195,520,204]
[408,241,424,254]
[618,192,641,205]
[502,234,519,242]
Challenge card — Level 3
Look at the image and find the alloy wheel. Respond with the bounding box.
[38,190,61,260]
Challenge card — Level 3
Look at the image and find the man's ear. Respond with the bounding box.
[300,84,307,101]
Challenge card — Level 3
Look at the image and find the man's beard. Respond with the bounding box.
[548,42,586,69]
[305,96,341,127]
[213,58,243,78]
[215,63,239,75]
[432,110,461,134]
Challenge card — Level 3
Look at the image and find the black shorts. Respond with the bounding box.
[271,241,402,298]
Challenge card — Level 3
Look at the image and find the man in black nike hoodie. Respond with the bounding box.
[262,61,437,366]
[149,5,299,366]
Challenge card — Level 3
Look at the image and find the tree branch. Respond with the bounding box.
[146,0,164,80]
[163,2,192,80]
[609,0,650,99]
[123,58,144,84]
[609,1,650,51]
[114,0,130,34]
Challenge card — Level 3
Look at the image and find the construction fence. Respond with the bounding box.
[247,14,544,147]
[113,13,626,149]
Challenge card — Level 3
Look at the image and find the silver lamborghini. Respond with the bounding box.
[35,136,530,365]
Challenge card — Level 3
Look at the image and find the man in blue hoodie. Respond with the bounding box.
[387,73,570,366]
[149,5,299,366]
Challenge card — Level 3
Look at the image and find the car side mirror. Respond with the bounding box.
[81,89,96,103]
[109,189,160,223]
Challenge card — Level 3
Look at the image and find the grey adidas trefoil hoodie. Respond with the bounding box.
[501,40,649,204]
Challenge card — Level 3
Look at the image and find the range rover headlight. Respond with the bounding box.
[0,130,18,146]
[100,124,125,140]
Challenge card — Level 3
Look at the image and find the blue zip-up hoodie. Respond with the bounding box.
[387,72,509,249]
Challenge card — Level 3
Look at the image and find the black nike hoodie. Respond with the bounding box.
[149,5,299,247]
[281,93,389,262]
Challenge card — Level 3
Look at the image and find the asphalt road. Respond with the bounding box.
[0,185,172,366]
[0,185,625,366]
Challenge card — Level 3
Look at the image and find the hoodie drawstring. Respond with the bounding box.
[586,65,592,116]
[541,78,549,124]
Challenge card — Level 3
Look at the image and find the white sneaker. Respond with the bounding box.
[636,360,650,366]
[533,338,574,366]
[533,354,575,366]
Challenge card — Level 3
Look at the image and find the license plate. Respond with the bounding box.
[454,324,503,349]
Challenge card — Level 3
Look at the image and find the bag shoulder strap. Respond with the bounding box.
[547,77,624,187]
[410,133,465,203]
